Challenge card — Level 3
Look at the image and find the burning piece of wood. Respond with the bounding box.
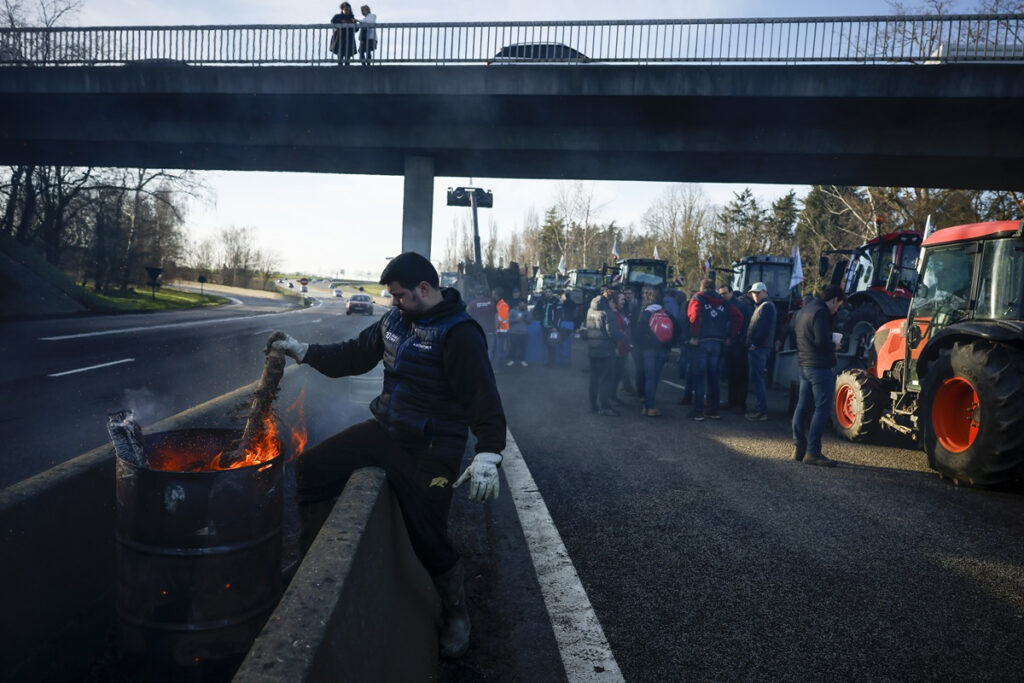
[107,409,146,466]
[220,347,286,467]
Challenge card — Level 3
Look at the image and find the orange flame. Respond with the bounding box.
[284,388,308,460]
[144,392,307,473]
[216,414,280,470]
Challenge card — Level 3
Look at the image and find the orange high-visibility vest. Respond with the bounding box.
[496,299,510,332]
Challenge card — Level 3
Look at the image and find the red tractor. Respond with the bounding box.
[833,221,1024,487]
[822,230,923,361]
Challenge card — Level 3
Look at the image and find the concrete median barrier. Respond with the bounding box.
[235,468,438,682]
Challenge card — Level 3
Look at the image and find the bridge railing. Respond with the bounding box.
[0,15,1021,66]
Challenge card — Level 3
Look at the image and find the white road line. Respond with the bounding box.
[48,358,135,378]
[501,429,624,682]
[252,328,278,336]
[39,310,300,341]
[662,380,686,390]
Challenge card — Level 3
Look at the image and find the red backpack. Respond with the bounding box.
[649,309,674,343]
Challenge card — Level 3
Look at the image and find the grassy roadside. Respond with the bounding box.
[0,232,229,314]
[83,287,230,312]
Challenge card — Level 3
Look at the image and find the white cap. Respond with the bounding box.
[749,282,768,293]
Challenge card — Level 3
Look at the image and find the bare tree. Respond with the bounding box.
[254,248,282,290]
[642,184,711,288]
[484,218,499,267]
[217,226,259,287]
[555,181,608,268]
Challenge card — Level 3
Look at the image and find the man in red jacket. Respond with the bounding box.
[687,278,742,421]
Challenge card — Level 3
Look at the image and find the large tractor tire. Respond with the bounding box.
[920,341,1024,487]
[833,369,883,442]
[843,305,884,367]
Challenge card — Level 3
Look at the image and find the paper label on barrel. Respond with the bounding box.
[164,484,185,512]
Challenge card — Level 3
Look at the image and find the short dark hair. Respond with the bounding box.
[379,252,439,290]
[700,278,714,290]
[818,284,847,303]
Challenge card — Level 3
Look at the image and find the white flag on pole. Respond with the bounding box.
[923,214,935,239]
[611,235,620,260]
[557,254,566,275]
[789,246,804,291]
[653,244,660,260]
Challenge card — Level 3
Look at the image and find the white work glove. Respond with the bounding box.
[453,452,502,502]
[265,330,309,363]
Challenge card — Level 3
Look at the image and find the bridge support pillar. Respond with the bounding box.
[401,156,434,258]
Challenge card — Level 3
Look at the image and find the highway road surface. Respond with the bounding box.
[5,285,1022,682]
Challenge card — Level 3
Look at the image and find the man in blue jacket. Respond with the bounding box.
[745,282,777,421]
[267,252,506,659]
[791,284,846,466]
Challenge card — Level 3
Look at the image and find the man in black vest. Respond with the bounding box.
[267,252,506,659]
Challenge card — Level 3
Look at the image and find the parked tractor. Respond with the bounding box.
[821,230,923,361]
[605,258,671,301]
[832,221,1024,487]
[564,268,604,325]
[727,254,800,344]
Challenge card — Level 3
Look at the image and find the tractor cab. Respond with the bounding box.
[729,255,797,304]
[841,231,922,300]
[564,269,604,323]
[613,258,669,300]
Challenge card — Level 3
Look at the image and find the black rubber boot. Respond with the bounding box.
[793,446,806,462]
[433,561,471,659]
[803,452,837,467]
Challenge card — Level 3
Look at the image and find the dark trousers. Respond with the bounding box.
[793,366,836,457]
[509,333,526,361]
[544,327,558,366]
[296,418,462,576]
[633,348,646,398]
[359,38,376,65]
[588,356,617,410]
[726,341,749,410]
[692,339,723,414]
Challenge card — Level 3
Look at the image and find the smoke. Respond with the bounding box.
[119,387,172,425]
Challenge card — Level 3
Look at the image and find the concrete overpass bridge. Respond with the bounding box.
[1,15,1022,256]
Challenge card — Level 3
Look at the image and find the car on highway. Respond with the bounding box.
[487,42,590,64]
[346,293,374,315]
[300,284,308,293]
[334,289,345,298]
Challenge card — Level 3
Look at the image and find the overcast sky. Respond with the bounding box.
[71,0,908,277]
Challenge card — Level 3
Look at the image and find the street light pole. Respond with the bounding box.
[446,186,492,268]
[470,190,482,266]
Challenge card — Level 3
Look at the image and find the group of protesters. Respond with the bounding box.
[582,278,779,421]
[459,275,849,466]
[465,286,578,369]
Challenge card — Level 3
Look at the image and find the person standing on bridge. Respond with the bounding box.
[357,5,377,66]
[267,252,507,659]
[329,2,358,65]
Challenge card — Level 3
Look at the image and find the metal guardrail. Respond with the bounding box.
[0,15,1022,66]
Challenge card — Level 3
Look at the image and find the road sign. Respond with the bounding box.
[299,277,309,286]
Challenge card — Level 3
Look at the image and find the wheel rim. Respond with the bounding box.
[932,377,980,453]
[835,384,857,429]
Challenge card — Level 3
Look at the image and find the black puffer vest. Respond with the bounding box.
[371,299,476,449]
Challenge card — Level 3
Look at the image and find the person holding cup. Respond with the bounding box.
[791,284,847,467]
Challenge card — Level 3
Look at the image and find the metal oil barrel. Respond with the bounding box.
[115,428,282,676]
